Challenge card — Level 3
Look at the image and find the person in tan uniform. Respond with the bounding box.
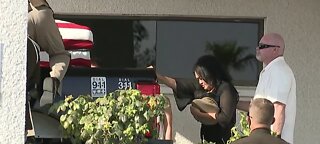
[26,1,70,142]
[28,0,70,105]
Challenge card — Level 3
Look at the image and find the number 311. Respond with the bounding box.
[118,82,132,89]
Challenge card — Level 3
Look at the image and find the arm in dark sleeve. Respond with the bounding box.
[216,83,239,128]
[173,78,198,111]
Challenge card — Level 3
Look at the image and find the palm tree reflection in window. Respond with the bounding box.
[205,41,257,78]
[133,21,156,67]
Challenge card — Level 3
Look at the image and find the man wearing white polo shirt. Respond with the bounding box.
[237,33,296,143]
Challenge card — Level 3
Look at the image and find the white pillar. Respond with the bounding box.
[0,0,27,143]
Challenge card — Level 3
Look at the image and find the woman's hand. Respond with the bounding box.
[147,66,177,90]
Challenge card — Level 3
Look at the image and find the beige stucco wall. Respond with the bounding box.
[0,0,27,143]
[47,0,320,143]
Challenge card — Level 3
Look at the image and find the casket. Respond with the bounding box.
[39,51,91,68]
[40,20,93,68]
[55,20,93,50]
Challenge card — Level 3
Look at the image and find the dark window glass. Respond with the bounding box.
[56,16,263,86]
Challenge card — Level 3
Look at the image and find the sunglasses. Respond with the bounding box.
[258,43,280,49]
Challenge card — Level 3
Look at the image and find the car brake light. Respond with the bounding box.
[135,82,160,96]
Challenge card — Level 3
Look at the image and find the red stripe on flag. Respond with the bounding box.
[40,62,50,68]
[56,22,91,30]
[69,59,92,67]
[63,39,93,50]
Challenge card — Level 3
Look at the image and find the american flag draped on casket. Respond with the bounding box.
[40,20,93,68]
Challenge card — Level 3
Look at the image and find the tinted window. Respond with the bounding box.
[56,16,263,86]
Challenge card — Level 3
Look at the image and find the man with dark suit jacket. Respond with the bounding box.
[232,98,288,144]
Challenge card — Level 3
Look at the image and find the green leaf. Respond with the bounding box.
[63,121,69,129]
[67,116,74,124]
[143,111,149,121]
[60,115,67,122]
[55,90,167,143]
[60,105,66,112]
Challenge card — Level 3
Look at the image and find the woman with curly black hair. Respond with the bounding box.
[155,55,239,144]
